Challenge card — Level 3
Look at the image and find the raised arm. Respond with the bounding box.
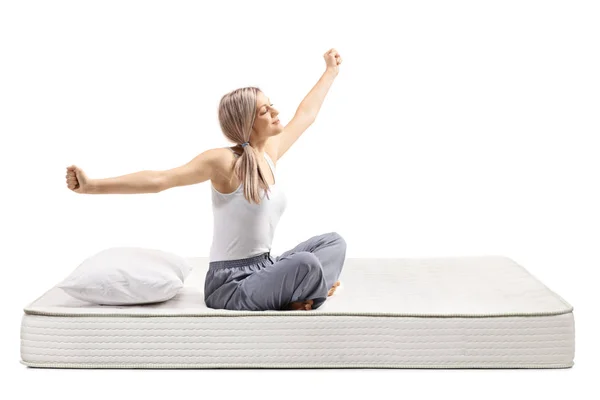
[274,48,342,160]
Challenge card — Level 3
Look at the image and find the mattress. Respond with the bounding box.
[20,255,575,369]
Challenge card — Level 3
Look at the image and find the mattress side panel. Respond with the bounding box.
[20,312,574,369]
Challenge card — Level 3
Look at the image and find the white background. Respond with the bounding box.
[1,0,598,398]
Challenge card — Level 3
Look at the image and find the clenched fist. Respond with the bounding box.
[323,48,343,76]
[66,165,91,194]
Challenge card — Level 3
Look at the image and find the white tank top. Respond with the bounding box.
[209,148,288,262]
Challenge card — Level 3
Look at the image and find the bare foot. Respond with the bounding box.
[328,281,341,297]
[286,281,341,310]
[287,299,314,311]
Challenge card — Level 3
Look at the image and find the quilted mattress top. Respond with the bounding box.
[23,255,573,317]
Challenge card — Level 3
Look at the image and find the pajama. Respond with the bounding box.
[204,231,347,311]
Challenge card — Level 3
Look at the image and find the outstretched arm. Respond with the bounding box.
[67,148,220,194]
[66,165,162,195]
[276,49,343,160]
[90,170,164,194]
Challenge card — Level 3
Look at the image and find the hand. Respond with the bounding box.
[323,48,343,76]
[66,165,91,194]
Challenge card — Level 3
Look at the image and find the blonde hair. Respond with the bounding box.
[218,86,272,205]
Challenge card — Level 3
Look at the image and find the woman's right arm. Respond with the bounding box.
[89,170,163,194]
[67,148,221,194]
[155,148,220,192]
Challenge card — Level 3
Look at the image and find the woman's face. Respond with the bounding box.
[253,91,283,138]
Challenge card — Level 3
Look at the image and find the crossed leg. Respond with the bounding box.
[276,232,346,310]
[229,232,347,311]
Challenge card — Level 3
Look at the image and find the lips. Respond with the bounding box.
[272,119,280,125]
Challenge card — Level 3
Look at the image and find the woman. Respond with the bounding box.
[65,48,346,311]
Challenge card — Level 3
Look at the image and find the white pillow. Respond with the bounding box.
[57,247,193,306]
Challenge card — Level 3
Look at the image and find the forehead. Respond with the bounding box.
[256,92,269,105]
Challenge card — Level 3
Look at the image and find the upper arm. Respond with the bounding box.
[156,148,220,192]
[274,110,315,160]
[265,136,280,164]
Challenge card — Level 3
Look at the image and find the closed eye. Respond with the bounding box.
[262,104,273,115]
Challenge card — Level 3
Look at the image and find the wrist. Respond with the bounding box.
[86,180,98,194]
[325,67,338,78]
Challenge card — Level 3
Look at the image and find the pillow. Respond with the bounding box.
[57,247,193,306]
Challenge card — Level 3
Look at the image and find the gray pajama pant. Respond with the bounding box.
[204,232,347,311]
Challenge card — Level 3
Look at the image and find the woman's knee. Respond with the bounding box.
[329,231,347,251]
[291,251,323,276]
[290,251,322,271]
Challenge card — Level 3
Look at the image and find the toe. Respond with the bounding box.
[304,300,313,310]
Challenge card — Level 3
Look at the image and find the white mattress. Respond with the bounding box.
[21,255,575,369]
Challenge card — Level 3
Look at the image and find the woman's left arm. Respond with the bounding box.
[274,49,343,160]
[298,49,343,119]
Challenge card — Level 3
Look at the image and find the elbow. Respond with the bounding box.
[153,176,166,193]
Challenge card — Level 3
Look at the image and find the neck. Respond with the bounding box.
[247,138,267,156]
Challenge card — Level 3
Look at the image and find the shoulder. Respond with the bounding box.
[200,147,233,188]
[199,147,233,168]
[211,146,239,169]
